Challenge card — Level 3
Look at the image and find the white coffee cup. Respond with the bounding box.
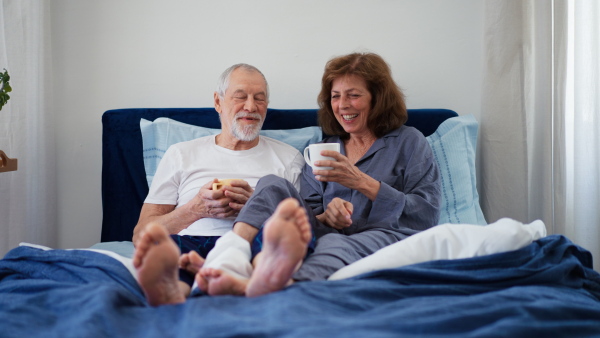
[303,143,340,170]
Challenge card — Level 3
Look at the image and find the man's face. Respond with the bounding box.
[215,68,268,141]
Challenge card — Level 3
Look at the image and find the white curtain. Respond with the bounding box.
[0,0,56,257]
[481,0,600,271]
[562,0,600,270]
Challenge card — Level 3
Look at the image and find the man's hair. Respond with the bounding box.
[216,63,269,100]
[317,53,407,138]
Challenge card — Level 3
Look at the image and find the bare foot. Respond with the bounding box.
[179,250,206,275]
[245,198,311,297]
[133,222,186,306]
[197,267,248,296]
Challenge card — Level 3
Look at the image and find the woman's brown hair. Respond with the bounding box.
[317,53,407,138]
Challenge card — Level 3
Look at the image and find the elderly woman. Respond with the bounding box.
[307,52,440,235]
[230,52,442,296]
[134,53,441,302]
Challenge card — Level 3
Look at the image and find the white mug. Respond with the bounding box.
[303,143,340,170]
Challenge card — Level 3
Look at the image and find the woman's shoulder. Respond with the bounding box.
[384,125,427,141]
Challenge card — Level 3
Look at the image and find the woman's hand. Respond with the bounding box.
[317,197,354,230]
[311,150,381,200]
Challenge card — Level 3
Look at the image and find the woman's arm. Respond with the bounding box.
[366,134,441,232]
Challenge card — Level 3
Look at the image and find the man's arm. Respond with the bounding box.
[133,179,255,244]
[133,203,188,244]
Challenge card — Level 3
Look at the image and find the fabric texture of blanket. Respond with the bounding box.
[1,235,599,337]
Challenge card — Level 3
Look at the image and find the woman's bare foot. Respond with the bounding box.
[245,198,311,297]
[196,267,248,296]
[179,250,205,275]
[133,222,186,306]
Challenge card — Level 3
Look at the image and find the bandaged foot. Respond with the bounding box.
[195,231,253,296]
[246,198,311,297]
[133,222,186,306]
[197,267,249,296]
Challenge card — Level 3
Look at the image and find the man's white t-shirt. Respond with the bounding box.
[145,135,305,236]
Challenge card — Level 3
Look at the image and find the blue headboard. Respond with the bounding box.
[101,108,458,242]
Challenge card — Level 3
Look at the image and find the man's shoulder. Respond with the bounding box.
[170,135,214,150]
[258,136,301,156]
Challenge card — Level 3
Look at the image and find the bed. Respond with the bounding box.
[1,108,599,337]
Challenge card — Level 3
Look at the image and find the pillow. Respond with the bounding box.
[140,117,322,187]
[426,115,487,225]
[329,218,546,280]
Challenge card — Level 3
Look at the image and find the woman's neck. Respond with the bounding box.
[345,133,377,163]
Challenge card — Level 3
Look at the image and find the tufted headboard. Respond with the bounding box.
[101,108,458,242]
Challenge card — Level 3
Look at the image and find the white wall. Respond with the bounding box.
[51,0,484,248]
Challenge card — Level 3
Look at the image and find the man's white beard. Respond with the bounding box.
[232,112,264,141]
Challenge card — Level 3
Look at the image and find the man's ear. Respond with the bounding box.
[214,92,222,113]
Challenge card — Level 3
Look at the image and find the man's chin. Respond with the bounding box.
[232,121,263,142]
[233,128,261,142]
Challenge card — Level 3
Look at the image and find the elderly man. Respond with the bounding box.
[132,64,305,304]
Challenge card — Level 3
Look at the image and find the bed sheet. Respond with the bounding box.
[1,235,599,337]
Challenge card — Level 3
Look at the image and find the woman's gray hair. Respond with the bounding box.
[215,63,269,100]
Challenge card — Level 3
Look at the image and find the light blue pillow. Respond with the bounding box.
[426,115,487,225]
[140,115,486,226]
[140,117,322,187]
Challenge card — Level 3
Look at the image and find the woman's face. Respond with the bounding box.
[330,75,373,137]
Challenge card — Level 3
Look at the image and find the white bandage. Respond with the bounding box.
[191,231,254,290]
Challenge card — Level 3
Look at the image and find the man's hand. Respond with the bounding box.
[189,179,239,219]
[220,179,254,212]
[133,179,255,243]
[317,197,353,230]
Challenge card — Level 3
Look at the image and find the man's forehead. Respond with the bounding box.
[230,88,267,96]
[227,70,267,94]
[230,69,264,82]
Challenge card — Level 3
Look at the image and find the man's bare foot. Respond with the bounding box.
[179,250,205,275]
[245,198,311,297]
[196,267,248,296]
[133,222,186,306]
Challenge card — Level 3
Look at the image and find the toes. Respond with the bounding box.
[188,250,206,267]
[196,274,209,292]
[178,253,190,269]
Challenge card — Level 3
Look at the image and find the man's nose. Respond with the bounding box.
[243,97,256,111]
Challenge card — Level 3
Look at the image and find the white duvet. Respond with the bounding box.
[328,218,547,280]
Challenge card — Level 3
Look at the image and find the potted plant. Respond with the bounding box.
[0,68,10,109]
[0,68,17,172]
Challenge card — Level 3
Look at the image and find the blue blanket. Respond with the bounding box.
[1,235,599,337]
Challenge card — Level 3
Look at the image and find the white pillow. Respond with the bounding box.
[328,218,547,280]
[140,117,322,187]
[426,115,487,225]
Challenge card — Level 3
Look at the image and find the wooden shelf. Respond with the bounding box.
[0,150,17,173]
